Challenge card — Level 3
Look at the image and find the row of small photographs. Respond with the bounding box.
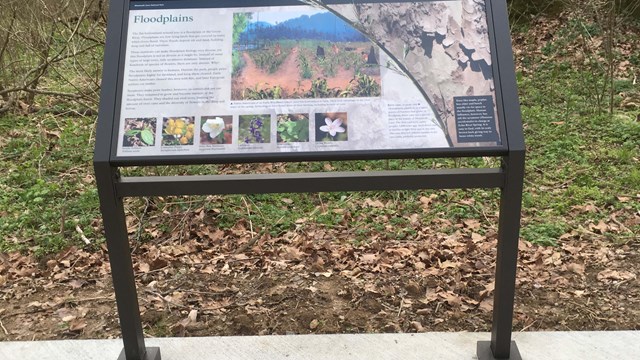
[121,113,348,147]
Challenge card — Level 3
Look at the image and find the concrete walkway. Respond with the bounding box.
[1,331,638,360]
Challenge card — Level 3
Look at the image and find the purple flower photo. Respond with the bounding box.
[239,114,271,144]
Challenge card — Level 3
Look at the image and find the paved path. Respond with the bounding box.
[1,331,638,359]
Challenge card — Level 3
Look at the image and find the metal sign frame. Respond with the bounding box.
[109,0,511,166]
[94,1,525,359]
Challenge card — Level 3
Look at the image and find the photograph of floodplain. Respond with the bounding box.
[231,9,381,100]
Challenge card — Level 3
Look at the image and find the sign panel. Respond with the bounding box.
[115,0,503,159]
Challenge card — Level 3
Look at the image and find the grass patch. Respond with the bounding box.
[521,222,567,246]
[0,114,101,255]
[516,15,640,246]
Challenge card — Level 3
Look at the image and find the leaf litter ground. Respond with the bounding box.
[0,199,638,340]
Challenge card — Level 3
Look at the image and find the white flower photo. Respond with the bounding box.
[315,112,348,141]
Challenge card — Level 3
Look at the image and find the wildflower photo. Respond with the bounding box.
[277,114,309,143]
[315,112,347,141]
[122,118,156,147]
[239,114,271,144]
[200,116,233,145]
[162,117,195,146]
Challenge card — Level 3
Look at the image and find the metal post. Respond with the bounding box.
[477,151,524,360]
[95,163,161,360]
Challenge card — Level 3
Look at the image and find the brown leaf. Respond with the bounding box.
[478,298,493,312]
[187,309,198,323]
[463,219,481,230]
[404,281,422,297]
[204,228,225,241]
[55,308,76,322]
[419,195,437,211]
[566,263,585,275]
[438,291,461,306]
[572,290,586,297]
[149,257,168,271]
[386,247,413,258]
[28,301,43,308]
[413,261,426,270]
[597,269,636,282]
[479,282,495,299]
[177,310,198,328]
[572,204,598,213]
[284,246,305,261]
[138,262,150,273]
[411,321,426,332]
[364,198,385,208]
[360,254,378,263]
[471,232,485,242]
[589,221,609,234]
[69,319,87,332]
[68,279,86,289]
[439,260,458,269]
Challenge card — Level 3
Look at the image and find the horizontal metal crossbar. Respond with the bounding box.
[115,168,505,197]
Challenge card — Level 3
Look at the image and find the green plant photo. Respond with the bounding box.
[277,114,310,143]
[122,118,156,147]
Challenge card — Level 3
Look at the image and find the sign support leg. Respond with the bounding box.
[477,152,524,360]
[95,164,161,360]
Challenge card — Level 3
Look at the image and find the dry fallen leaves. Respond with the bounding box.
[1,185,639,341]
[597,269,636,282]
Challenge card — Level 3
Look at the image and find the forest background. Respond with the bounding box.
[0,0,639,341]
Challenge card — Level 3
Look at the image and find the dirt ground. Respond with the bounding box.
[0,210,638,341]
[232,47,380,99]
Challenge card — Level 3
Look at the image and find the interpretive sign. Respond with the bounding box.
[114,0,508,162]
[96,1,525,360]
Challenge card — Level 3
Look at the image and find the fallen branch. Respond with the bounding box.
[64,296,115,304]
[75,224,91,245]
[236,197,260,254]
[0,318,8,335]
